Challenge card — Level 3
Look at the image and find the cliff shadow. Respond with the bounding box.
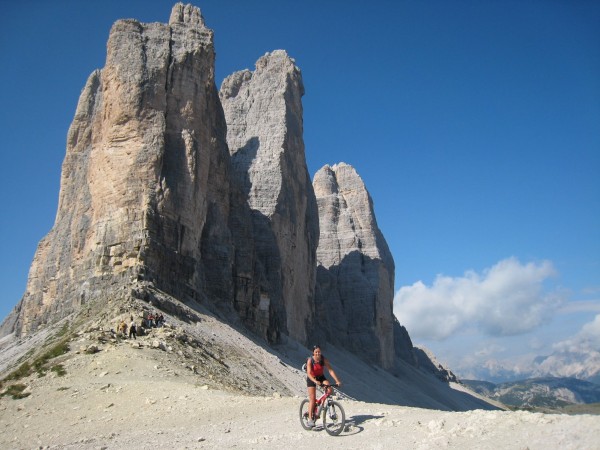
[228,136,287,343]
[230,136,259,196]
[313,250,391,365]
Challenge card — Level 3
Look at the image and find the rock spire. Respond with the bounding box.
[2,3,231,336]
[220,50,319,343]
[1,5,416,379]
[313,163,396,368]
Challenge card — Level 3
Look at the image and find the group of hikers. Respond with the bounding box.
[116,311,165,340]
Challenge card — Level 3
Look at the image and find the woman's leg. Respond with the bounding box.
[307,386,316,420]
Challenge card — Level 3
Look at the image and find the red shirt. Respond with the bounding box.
[309,356,325,378]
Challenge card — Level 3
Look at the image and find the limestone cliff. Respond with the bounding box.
[313,163,396,368]
[2,3,232,336]
[220,51,319,344]
[1,4,423,381]
[1,5,319,347]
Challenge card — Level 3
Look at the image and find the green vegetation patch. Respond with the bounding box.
[1,327,72,398]
[56,323,70,338]
[556,402,600,416]
[33,341,70,377]
[1,383,30,400]
[50,364,67,377]
[3,362,32,383]
[2,341,70,382]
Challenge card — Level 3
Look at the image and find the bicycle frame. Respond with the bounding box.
[316,387,329,404]
[313,385,334,416]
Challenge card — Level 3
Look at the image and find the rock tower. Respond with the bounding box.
[220,50,319,344]
[1,4,420,376]
[313,163,396,368]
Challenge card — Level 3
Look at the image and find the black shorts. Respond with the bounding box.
[306,375,327,388]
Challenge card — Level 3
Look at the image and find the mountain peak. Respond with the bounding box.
[1,3,452,399]
[169,3,206,27]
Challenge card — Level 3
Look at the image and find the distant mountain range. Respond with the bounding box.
[455,347,600,410]
[458,349,600,385]
[462,377,600,409]
[532,350,600,385]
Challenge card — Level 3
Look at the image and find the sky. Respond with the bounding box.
[1,0,599,381]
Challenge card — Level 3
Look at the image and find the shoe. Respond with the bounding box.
[307,419,315,427]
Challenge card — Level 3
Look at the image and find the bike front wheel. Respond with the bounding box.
[323,400,345,436]
[299,399,313,430]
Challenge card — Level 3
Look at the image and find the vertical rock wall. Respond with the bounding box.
[313,163,396,368]
[4,4,232,336]
[1,5,411,376]
[220,51,319,344]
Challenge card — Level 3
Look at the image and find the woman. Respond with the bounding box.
[305,345,341,427]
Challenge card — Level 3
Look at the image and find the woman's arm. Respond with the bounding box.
[324,358,341,385]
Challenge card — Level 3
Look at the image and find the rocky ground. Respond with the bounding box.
[1,299,599,449]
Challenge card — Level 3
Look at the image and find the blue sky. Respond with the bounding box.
[1,1,599,380]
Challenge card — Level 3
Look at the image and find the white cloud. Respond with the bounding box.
[393,257,563,340]
[553,314,600,353]
[558,300,600,314]
[582,286,600,295]
[528,336,545,351]
[473,342,505,358]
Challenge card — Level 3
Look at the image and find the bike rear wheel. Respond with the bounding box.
[299,399,314,430]
[323,400,345,436]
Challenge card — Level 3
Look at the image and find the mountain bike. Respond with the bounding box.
[299,383,346,435]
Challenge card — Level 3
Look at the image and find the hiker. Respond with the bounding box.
[129,320,137,339]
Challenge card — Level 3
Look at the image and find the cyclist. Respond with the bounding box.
[305,345,341,427]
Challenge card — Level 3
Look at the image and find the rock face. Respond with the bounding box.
[220,51,319,344]
[1,4,421,380]
[313,163,396,368]
[1,4,319,347]
[3,4,233,336]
